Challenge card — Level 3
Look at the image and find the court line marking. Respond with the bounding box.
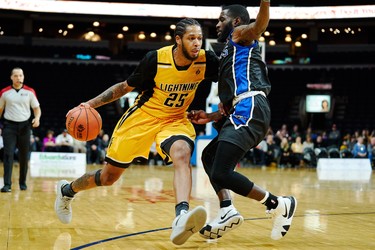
[71,211,375,249]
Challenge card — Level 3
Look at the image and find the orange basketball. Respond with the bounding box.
[65,106,102,141]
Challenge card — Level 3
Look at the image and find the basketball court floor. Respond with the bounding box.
[0,162,374,249]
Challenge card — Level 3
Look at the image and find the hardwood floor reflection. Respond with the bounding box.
[0,163,374,249]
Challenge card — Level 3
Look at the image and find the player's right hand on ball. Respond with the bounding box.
[66,103,89,117]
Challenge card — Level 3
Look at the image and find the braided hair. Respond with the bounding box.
[174,18,201,40]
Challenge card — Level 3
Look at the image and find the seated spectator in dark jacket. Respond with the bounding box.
[314,135,328,149]
[86,136,102,164]
[265,134,280,166]
[327,124,341,148]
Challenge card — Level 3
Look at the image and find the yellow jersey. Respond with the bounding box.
[127,45,218,119]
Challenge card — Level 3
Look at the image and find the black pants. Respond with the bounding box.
[2,120,31,187]
[202,138,254,197]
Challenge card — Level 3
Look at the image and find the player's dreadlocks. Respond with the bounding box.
[174,18,201,40]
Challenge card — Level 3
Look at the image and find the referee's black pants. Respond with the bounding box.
[2,120,31,187]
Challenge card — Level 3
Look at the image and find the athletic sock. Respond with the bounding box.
[220,199,232,208]
[62,183,76,197]
[175,201,189,216]
[260,192,278,210]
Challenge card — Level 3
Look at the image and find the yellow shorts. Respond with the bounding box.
[106,106,196,167]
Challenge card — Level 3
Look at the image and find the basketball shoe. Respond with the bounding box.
[267,196,297,240]
[55,180,74,224]
[170,206,207,245]
[199,205,243,239]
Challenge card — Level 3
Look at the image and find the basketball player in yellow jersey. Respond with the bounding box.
[54,18,219,246]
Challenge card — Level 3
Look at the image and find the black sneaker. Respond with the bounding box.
[1,185,11,192]
[20,184,27,190]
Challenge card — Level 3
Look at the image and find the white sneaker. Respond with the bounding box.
[55,180,74,224]
[170,206,207,245]
[199,205,243,239]
[267,196,297,240]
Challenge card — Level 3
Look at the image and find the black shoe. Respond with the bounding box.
[20,184,27,191]
[1,185,11,192]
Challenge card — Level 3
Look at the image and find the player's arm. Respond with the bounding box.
[82,51,155,109]
[188,103,227,124]
[232,0,270,45]
[85,81,135,109]
[188,110,224,124]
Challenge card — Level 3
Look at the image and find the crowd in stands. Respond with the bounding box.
[241,123,375,169]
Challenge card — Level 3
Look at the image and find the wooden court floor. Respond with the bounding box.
[0,163,374,250]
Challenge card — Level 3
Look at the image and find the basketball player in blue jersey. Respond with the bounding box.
[188,1,297,241]
[54,18,219,245]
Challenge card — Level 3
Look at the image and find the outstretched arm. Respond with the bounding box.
[66,81,134,116]
[232,0,270,45]
[86,81,135,108]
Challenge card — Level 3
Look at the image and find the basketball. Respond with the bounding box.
[65,106,102,141]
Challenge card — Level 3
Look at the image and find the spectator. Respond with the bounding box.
[279,137,292,168]
[340,133,351,151]
[352,136,368,158]
[327,124,341,148]
[302,135,314,151]
[274,124,288,146]
[314,135,327,149]
[290,124,301,142]
[55,129,74,152]
[265,134,279,167]
[348,135,358,151]
[42,130,57,152]
[303,126,317,142]
[72,138,86,154]
[86,136,101,164]
[361,129,370,145]
[29,131,40,158]
[291,136,304,168]
[252,138,267,167]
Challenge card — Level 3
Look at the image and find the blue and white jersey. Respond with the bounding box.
[218,36,271,129]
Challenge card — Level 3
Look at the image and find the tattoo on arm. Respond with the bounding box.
[88,82,129,108]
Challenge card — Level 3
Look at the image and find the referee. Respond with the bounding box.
[0,67,41,192]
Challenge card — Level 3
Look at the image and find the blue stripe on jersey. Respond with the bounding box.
[233,46,250,95]
[229,40,258,128]
[231,40,258,96]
